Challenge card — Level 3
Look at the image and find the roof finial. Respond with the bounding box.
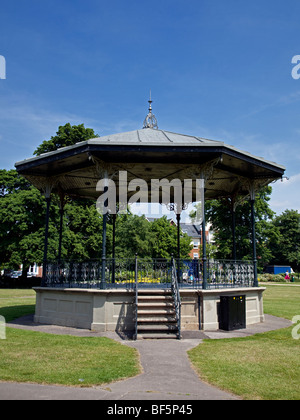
[148,89,152,111]
[143,90,158,129]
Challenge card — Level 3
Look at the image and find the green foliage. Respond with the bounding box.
[109,214,192,259]
[0,170,47,272]
[195,187,300,270]
[114,213,152,258]
[0,169,30,196]
[268,209,300,270]
[258,273,287,283]
[204,187,278,269]
[0,176,192,275]
[61,201,104,261]
[149,216,192,259]
[33,123,98,156]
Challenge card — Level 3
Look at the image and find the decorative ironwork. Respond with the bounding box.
[106,258,136,287]
[207,259,254,288]
[43,260,102,288]
[136,259,170,286]
[177,259,203,288]
[43,258,255,290]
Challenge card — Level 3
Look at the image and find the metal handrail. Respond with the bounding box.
[134,254,138,340]
[171,257,181,339]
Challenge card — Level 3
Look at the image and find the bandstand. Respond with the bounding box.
[15,99,285,338]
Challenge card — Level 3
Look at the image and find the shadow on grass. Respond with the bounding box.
[0,305,36,323]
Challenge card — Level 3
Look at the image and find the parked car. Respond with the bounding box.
[10,271,22,278]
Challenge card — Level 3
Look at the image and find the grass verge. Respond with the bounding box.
[188,326,299,400]
[0,328,140,386]
[0,289,36,322]
[188,285,300,400]
[0,289,140,386]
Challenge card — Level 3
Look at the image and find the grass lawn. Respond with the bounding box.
[263,284,300,320]
[0,289,36,322]
[188,284,300,400]
[0,289,140,386]
[1,286,299,396]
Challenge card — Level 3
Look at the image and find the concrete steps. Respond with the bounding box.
[136,289,179,339]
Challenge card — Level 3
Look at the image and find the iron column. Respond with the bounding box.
[250,199,258,287]
[42,194,51,286]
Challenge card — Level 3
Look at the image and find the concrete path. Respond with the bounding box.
[0,314,292,400]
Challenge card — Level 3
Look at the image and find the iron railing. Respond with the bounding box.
[43,258,255,289]
[43,260,102,288]
[207,259,254,288]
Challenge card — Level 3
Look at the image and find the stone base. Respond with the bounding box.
[33,286,265,333]
[199,287,265,330]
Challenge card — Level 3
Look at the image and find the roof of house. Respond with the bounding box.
[180,223,201,238]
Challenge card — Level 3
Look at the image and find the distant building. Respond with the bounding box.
[20,263,43,278]
[146,216,214,260]
[180,223,202,259]
[180,223,216,259]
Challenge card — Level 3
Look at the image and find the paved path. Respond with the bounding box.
[0,314,292,400]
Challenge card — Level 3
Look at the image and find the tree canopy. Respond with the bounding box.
[268,209,300,270]
[33,123,98,155]
[196,186,280,270]
[195,187,300,271]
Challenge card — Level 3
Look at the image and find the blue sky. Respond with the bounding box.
[0,0,300,215]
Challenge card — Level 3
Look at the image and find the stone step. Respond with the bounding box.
[137,324,178,331]
[138,289,172,294]
[137,317,177,323]
[137,309,176,316]
[138,295,173,302]
[138,302,175,309]
[135,289,179,340]
[137,332,179,340]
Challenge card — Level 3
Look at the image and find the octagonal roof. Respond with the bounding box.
[15,128,285,202]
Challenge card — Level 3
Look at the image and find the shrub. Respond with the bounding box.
[258,273,288,283]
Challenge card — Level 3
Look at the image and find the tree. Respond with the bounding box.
[114,213,152,258]
[33,123,98,155]
[61,200,106,261]
[149,216,192,259]
[0,124,100,278]
[0,168,30,196]
[269,209,300,270]
[0,170,52,276]
[202,187,277,269]
[111,214,193,259]
[0,170,107,275]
